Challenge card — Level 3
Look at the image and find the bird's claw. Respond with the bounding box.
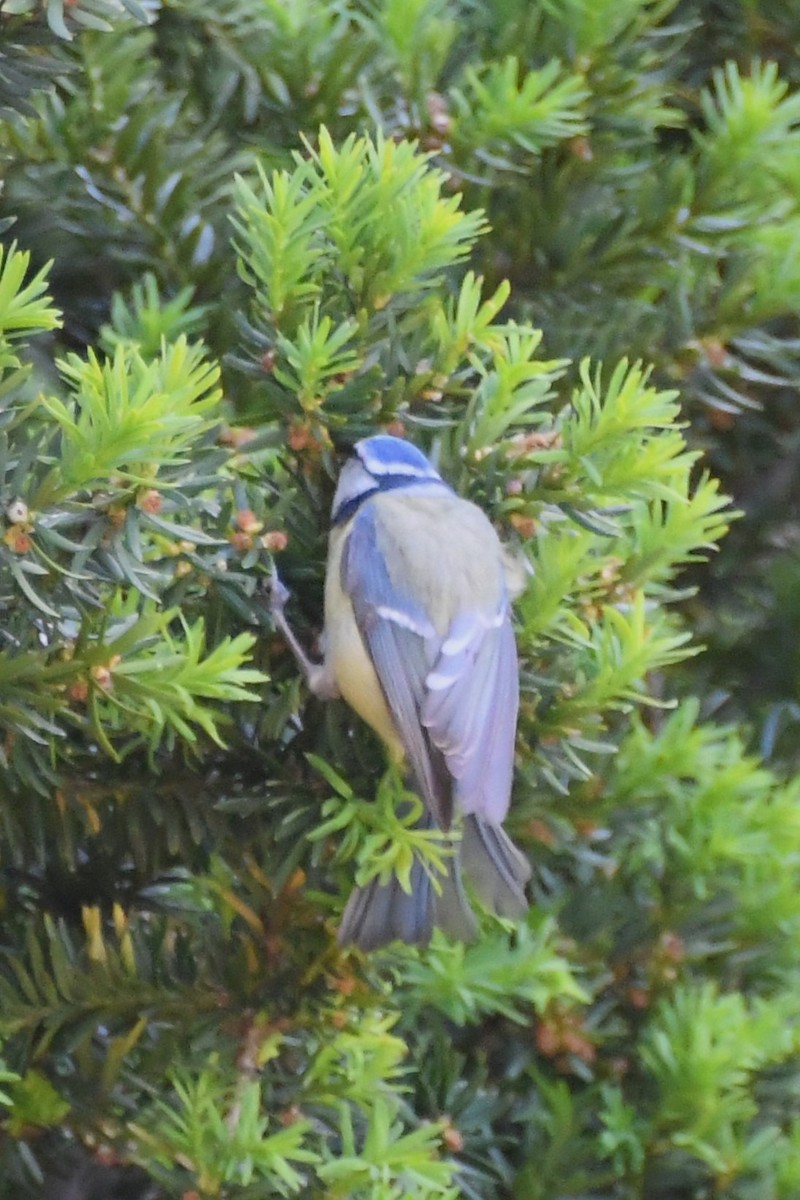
[268,565,291,619]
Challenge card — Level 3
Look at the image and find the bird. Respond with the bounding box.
[270,434,531,950]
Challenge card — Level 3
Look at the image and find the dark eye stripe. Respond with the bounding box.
[331,474,444,525]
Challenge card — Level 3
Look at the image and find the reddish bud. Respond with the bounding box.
[219,425,257,448]
[4,528,31,554]
[261,530,288,553]
[706,406,736,431]
[426,91,452,135]
[280,1105,304,1126]
[526,818,555,847]
[659,931,685,962]
[506,431,562,458]
[90,665,113,691]
[569,135,593,161]
[441,1122,464,1153]
[509,513,537,538]
[627,986,650,1010]
[288,422,315,452]
[236,509,263,534]
[536,1021,561,1057]
[703,337,728,368]
[69,680,89,704]
[106,504,127,528]
[137,488,162,514]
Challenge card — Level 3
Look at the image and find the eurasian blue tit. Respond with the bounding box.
[272,435,531,950]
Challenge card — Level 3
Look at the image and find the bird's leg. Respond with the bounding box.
[268,567,340,699]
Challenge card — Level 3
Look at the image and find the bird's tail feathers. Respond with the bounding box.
[432,857,480,942]
[460,813,531,920]
[338,859,434,952]
[338,836,478,951]
[338,811,529,951]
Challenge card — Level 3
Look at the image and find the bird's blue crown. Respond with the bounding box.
[331,436,448,525]
[355,435,442,482]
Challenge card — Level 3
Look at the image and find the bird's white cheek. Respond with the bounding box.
[324,544,404,761]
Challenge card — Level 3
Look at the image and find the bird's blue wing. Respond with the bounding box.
[421,606,518,823]
[341,505,453,829]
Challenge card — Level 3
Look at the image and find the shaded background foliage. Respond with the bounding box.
[1,1,800,1198]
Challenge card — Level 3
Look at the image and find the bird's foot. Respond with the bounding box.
[267,567,339,699]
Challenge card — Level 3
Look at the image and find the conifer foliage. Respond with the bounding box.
[2,2,800,1197]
